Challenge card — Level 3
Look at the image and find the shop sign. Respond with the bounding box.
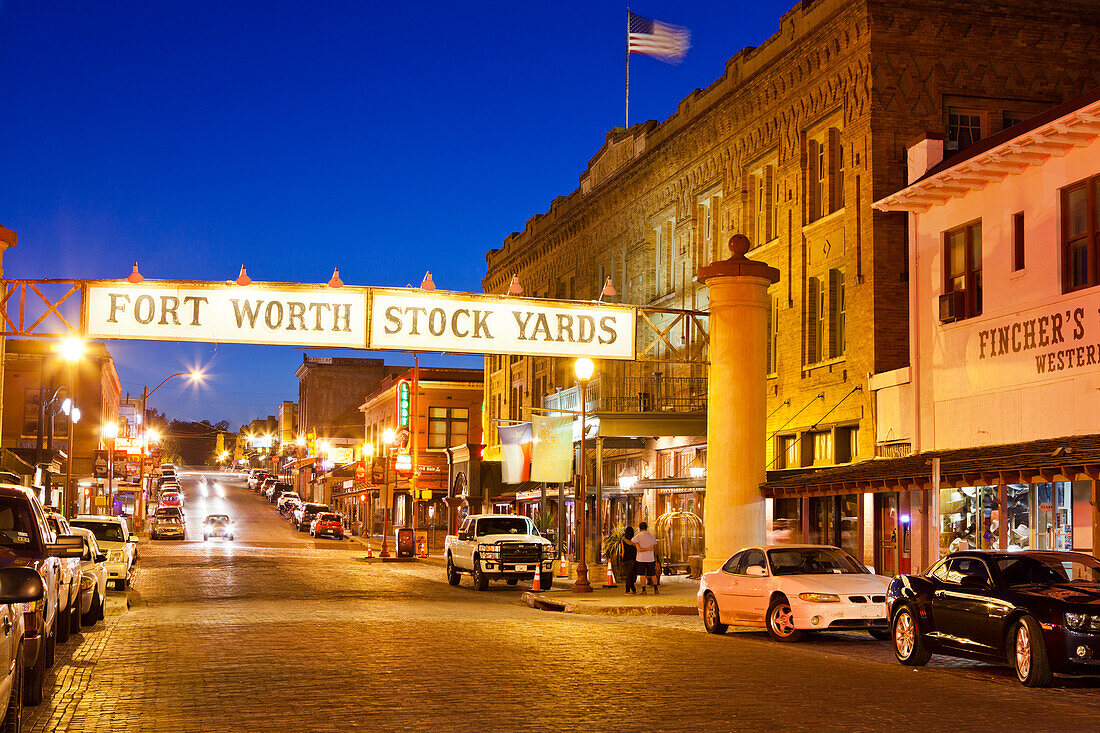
[93,450,108,479]
[354,462,367,481]
[86,281,369,349]
[250,434,274,449]
[394,453,413,473]
[369,288,636,360]
[396,379,411,428]
[330,447,354,464]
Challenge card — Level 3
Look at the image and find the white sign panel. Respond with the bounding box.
[86,281,369,348]
[369,289,636,359]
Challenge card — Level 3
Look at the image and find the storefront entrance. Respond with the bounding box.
[874,492,910,576]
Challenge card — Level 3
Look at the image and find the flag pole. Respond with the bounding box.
[625,7,630,128]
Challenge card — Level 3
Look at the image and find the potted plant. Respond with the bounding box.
[604,525,626,581]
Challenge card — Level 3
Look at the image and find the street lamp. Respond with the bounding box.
[136,369,204,528]
[55,337,85,518]
[381,428,396,557]
[573,358,595,593]
[103,422,119,515]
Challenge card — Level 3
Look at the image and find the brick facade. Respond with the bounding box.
[482,0,1100,478]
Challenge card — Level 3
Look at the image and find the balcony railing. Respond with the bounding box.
[542,375,706,414]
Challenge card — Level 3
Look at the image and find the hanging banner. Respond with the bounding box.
[85,280,369,348]
[498,422,533,484]
[530,415,573,483]
[369,289,636,359]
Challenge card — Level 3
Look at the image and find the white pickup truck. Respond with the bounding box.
[445,514,555,591]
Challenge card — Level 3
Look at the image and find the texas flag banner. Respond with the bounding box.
[628,11,690,63]
[498,422,533,484]
[530,415,573,483]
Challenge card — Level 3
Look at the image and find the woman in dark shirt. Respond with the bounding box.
[622,526,638,595]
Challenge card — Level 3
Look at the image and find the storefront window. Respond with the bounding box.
[1008,482,1074,551]
[940,486,998,556]
[767,497,802,544]
[808,494,858,556]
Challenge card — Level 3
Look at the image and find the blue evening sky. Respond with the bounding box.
[1,0,791,428]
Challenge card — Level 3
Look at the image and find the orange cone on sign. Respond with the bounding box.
[604,563,616,588]
[557,553,569,577]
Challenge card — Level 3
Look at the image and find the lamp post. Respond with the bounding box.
[103,422,118,515]
[362,441,374,537]
[56,337,85,517]
[573,357,595,593]
[139,370,202,528]
[381,428,396,558]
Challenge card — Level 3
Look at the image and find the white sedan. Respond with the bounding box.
[698,545,892,642]
[70,527,108,625]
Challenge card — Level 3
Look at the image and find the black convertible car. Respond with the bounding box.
[886,550,1100,686]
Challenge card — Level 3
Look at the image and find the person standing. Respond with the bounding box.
[621,526,638,595]
[627,521,659,595]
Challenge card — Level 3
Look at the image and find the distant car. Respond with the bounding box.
[698,545,892,641]
[70,527,108,626]
[154,506,184,522]
[260,478,277,499]
[888,550,1100,687]
[203,514,231,525]
[276,491,300,512]
[159,492,183,509]
[203,518,233,542]
[150,516,185,541]
[310,513,344,540]
[70,516,137,589]
[43,512,83,642]
[246,470,265,490]
[293,503,330,532]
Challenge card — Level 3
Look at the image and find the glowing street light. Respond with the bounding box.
[572,357,596,593]
[57,337,85,363]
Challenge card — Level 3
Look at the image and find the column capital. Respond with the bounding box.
[697,234,780,285]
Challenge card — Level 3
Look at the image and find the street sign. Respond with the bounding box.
[368,288,636,359]
[86,280,370,349]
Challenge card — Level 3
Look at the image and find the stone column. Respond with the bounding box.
[698,234,779,571]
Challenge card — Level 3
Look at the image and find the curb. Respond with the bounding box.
[520,591,698,616]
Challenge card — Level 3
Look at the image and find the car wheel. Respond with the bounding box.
[70,598,81,635]
[868,628,892,641]
[446,556,461,586]
[56,602,70,643]
[1013,615,1053,687]
[472,558,489,591]
[703,592,728,635]
[23,629,44,706]
[892,605,931,666]
[3,641,22,730]
[82,591,101,627]
[765,597,803,642]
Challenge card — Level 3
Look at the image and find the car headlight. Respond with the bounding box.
[540,545,556,558]
[1065,613,1100,632]
[477,544,499,557]
[80,574,96,590]
[798,593,841,603]
[109,550,124,562]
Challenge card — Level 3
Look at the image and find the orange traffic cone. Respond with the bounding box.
[557,553,569,577]
[604,563,616,588]
[532,568,543,592]
[366,540,373,558]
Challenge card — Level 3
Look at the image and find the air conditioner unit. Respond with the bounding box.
[939,290,965,323]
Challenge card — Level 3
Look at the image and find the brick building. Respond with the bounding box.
[482,0,1100,557]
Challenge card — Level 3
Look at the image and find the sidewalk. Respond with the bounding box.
[522,572,700,616]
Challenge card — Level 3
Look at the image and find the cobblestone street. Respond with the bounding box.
[22,473,1100,732]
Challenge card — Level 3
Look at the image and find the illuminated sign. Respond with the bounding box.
[394,453,412,473]
[396,379,411,428]
[86,281,369,349]
[330,447,354,464]
[369,289,636,360]
[250,435,274,449]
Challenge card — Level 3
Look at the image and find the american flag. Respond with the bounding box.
[628,11,690,63]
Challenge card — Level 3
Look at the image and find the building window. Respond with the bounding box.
[944,222,983,319]
[658,450,673,478]
[1062,177,1099,292]
[776,435,798,469]
[808,139,826,222]
[948,109,983,150]
[835,425,858,464]
[833,133,844,212]
[806,276,825,364]
[1013,212,1025,271]
[22,389,39,436]
[749,164,775,245]
[766,294,779,375]
[801,429,833,467]
[428,407,470,449]
[807,129,842,223]
[829,269,846,358]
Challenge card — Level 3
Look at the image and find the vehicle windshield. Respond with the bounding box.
[996,553,1100,587]
[767,547,867,576]
[317,514,340,522]
[476,517,532,536]
[159,518,182,526]
[71,520,126,543]
[304,504,328,513]
[0,498,38,548]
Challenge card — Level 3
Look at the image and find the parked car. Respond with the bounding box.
[698,545,892,641]
[154,506,184,522]
[888,550,1100,687]
[69,516,137,589]
[445,514,555,590]
[260,478,277,499]
[203,518,233,542]
[266,481,291,503]
[246,470,265,490]
[150,516,185,541]
[293,503,329,532]
[310,513,345,540]
[0,484,83,705]
[280,498,302,519]
[276,491,301,512]
[69,527,108,626]
[158,492,183,510]
[0,566,46,723]
[42,512,83,643]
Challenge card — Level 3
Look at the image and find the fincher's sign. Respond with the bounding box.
[86,281,369,348]
[84,280,637,359]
